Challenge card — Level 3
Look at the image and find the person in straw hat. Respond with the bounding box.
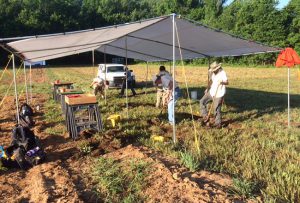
[200,61,228,128]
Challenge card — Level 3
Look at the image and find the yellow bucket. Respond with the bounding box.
[151,135,165,142]
[107,114,121,127]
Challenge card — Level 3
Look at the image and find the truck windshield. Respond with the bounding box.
[107,66,124,73]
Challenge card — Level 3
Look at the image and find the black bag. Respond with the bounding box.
[19,103,35,128]
[19,114,35,128]
[20,103,34,117]
[11,126,36,150]
[2,126,46,169]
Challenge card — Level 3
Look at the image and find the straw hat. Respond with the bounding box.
[209,61,222,72]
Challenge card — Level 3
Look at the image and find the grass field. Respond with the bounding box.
[1,64,299,202]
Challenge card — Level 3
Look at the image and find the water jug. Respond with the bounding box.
[26,147,40,157]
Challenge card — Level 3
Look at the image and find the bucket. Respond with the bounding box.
[191,91,197,100]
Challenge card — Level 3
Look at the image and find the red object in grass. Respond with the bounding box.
[276,47,300,68]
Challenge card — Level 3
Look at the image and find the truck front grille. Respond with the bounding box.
[113,77,125,86]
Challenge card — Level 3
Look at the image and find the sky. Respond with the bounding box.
[224,0,291,9]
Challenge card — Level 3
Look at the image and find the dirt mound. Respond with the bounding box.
[103,145,238,203]
[18,162,81,203]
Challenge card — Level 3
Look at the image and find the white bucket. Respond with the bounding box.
[191,91,197,100]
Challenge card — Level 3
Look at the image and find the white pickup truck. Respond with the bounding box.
[97,64,135,88]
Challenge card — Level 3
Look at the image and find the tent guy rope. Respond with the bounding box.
[175,20,200,152]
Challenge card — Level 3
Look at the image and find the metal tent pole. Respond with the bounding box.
[104,46,107,105]
[288,68,290,128]
[92,49,95,67]
[145,61,149,94]
[172,13,176,143]
[12,54,20,124]
[125,36,129,118]
[208,57,211,88]
[29,63,32,103]
[23,62,29,103]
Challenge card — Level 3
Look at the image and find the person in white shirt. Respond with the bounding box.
[200,61,228,128]
[90,77,105,98]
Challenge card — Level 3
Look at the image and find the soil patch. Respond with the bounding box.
[99,144,243,203]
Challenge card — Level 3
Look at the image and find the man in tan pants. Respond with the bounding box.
[155,65,170,108]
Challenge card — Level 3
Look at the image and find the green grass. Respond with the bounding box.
[92,157,151,203]
[229,177,260,199]
[78,140,93,155]
[179,149,200,172]
[3,64,298,202]
[0,161,7,171]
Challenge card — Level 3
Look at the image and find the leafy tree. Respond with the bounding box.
[283,0,300,53]
[80,0,105,29]
[17,0,82,34]
[216,0,287,64]
[0,0,24,37]
[203,0,227,26]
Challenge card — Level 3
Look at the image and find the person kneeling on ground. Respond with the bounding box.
[155,73,180,125]
[120,67,137,97]
[199,61,228,128]
[90,77,105,98]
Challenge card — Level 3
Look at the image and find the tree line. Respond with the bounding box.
[0,0,299,65]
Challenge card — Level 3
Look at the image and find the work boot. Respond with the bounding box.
[213,123,222,129]
[201,118,209,126]
[201,115,209,125]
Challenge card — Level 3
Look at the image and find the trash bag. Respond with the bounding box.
[2,126,46,169]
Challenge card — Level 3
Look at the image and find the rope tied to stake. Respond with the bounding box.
[0,54,13,81]
[175,21,201,153]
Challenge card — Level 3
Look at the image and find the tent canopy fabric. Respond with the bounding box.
[5,14,281,62]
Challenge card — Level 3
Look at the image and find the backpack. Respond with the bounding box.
[2,126,45,169]
[11,126,37,150]
[19,103,35,128]
[20,103,34,117]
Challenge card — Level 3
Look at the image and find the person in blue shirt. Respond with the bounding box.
[120,67,137,97]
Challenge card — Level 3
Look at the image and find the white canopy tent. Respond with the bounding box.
[4,15,279,62]
[1,14,281,143]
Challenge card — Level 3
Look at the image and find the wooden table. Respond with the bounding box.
[64,94,102,140]
[52,82,73,102]
[60,89,84,115]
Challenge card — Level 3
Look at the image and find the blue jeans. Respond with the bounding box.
[168,87,180,123]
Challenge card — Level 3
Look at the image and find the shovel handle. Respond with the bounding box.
[207,84,221,119]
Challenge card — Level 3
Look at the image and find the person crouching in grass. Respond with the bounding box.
[90,77,105,98]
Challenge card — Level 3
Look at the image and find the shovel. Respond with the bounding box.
[203,84,221,123]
